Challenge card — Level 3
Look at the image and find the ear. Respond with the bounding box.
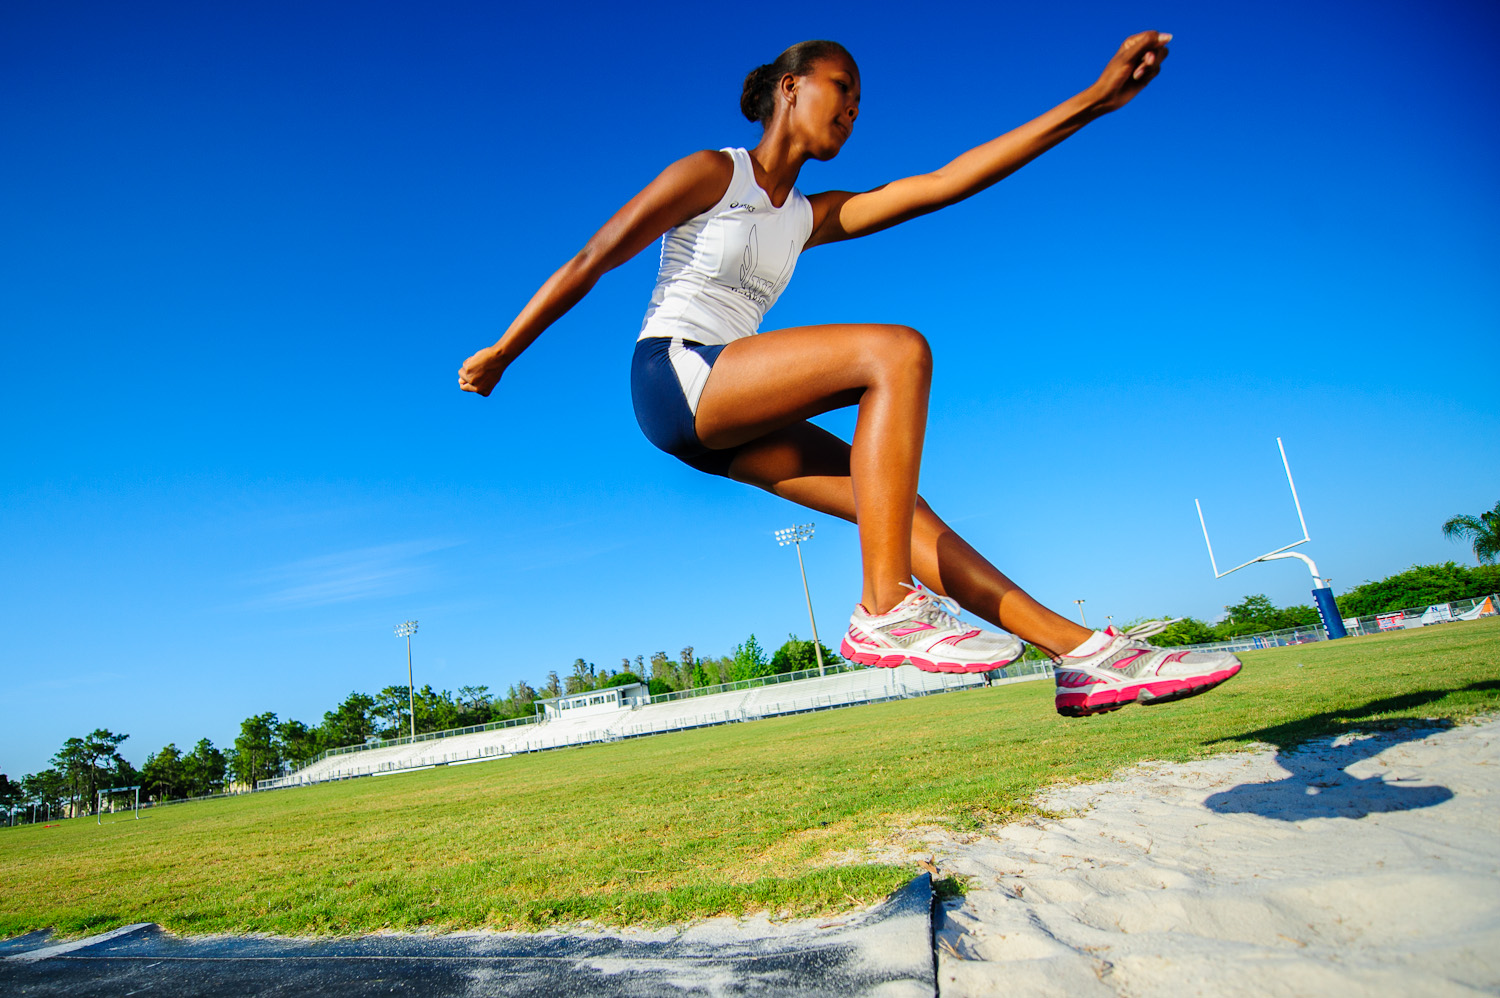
[778,71,798,108]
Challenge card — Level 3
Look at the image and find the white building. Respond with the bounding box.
[536,682,651,721]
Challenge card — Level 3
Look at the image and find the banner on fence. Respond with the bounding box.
[1459,596,1496,621]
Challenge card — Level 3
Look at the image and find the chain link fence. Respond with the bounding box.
[1177,593,1498,653]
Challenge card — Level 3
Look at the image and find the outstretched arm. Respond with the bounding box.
[458,150,732,396]
[805,31,1171,248]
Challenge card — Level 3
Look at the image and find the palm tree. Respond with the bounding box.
[1443,500,1500,565]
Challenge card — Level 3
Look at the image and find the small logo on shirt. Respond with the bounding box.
[729,202,756,212]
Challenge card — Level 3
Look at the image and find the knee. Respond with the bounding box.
[871,325,932,381]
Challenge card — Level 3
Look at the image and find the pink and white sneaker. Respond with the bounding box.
[1053,621,1242,717]
[841,585,1023,674]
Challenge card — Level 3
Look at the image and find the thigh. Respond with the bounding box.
[694,323,926,450]
[726,420,859,521]
[729,419,948,536]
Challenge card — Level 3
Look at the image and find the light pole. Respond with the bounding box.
[394,620,418,739]
[775,523,825,677]
[1073,600,1087,627]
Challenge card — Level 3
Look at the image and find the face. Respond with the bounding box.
[784,54,860,159]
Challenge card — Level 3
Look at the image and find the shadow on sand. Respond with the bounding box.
[1202,681,1500,821]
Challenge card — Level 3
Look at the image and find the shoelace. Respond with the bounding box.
[1112,618,1184,642]
[899,582,967,628]
[1053,617,1187,665]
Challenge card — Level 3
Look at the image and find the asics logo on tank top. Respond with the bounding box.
[729,202,756,211]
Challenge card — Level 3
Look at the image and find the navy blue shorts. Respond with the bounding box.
[630,336,741,477]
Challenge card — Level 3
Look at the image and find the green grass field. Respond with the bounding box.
[4,617,1497,940]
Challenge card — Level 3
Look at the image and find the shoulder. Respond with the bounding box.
[664,149,735,187]
[646,149,737,220]
[633,150,744,228]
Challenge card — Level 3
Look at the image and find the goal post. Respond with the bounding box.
[96,785,141,825]
[1195,438,1347,640]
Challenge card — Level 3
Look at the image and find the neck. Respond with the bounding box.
[747,122,811,206]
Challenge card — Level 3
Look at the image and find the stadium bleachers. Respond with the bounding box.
[258,661,1054,789]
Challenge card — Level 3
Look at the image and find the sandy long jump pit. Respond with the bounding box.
[931,717,1500,997]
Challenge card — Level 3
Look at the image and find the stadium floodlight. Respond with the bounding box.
[394,620,419,739]
[775,523,825,677]
[1073,600,1087,627]
[1194,438,1347,639]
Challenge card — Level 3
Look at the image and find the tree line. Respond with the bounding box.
[1131,562,1500,647]
[2,633,840,815]
[11,558,1494,816]
[0,730,227,821]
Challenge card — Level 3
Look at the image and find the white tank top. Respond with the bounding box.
[638,147,814,346]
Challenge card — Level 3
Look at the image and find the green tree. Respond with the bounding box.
[503,680,538,719]
[1443,500,1500,565]
[456,685,493,726]
[1137,617,1217,647]
[602,671,642,688]
[1224,594,1277,628]
[565,658,593,695]
[1336,562,1500,617]
[649,651,671,682]
[275,719,323,769]
[1207,594,1319,638]
[82,729,130,813]
[182,739,227,797]
[677,646,695,690]
[541,671,562,699]
[372,685,411,738]
[51,737,90,816]
[725,634,771,681]
[413,685,461,734]
[0,775,21,822]
[770,633,841,673]
[230,713,281,788]
[21,769,67,818]
[141,743,185,801]
[321,692,377,746]
[695,656,730,686]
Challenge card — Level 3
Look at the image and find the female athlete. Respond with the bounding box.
[459,32,1241,716]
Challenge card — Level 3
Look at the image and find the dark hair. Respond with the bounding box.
[740,40,854,124]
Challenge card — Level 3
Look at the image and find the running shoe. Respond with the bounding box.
[841,585,1024,674]
[1053,620,1242,717]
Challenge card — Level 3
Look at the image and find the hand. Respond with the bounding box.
[1089,31,1171,115]
[458,345,508,397]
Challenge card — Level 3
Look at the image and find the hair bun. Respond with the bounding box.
[740,64,776,123]
[738,41,853,125]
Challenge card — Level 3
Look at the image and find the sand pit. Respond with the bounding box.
[931,717,1500,997]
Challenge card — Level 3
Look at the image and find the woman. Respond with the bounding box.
[459,32,1241,717]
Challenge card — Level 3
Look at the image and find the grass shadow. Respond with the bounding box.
[1211,680,1500,751]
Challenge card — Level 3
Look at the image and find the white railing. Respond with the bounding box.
[258,661,1054,790]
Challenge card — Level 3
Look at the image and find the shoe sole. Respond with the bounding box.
[840,638,1021,674]
[1055,662,1242,717]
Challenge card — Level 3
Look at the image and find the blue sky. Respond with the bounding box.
[4,0,1497,779]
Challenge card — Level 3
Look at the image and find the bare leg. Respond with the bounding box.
[694,323,931,615]
[724,421,1092,656]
